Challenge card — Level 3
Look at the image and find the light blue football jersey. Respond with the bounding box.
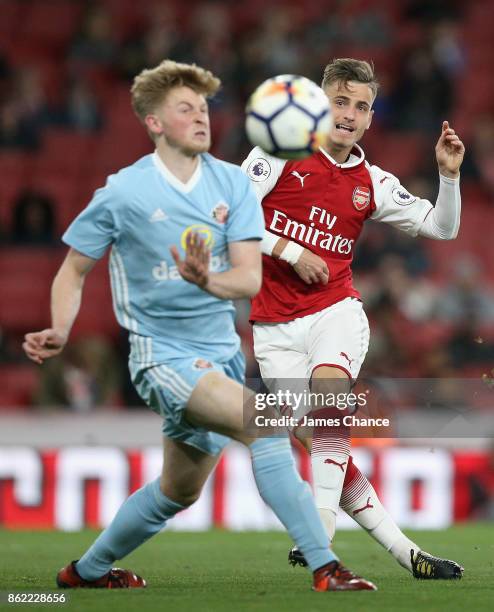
[62,151,264,364]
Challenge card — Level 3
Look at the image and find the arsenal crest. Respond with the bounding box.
[352,186,371,211]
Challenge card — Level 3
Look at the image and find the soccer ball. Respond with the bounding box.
[245,74,331,159]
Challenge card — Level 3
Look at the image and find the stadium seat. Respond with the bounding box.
[0,276,50,331]
[0,363,39,409]
[90,130,150,172]
[0,248,63,331]
[426,203,494,283]
[0,154,35,228]
[35,130,99,176]
[99,0,144,42]
[69,256,119,340]
[456,72,494,114]
[78,171,111,203]
[0,0,21,40]
[0,247,62,276]
[20,173,79,235]
[464,1,494,42]
[17,0,82,50]
[366,133,427,178]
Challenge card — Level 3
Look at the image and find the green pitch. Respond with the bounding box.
[0,525,492,612]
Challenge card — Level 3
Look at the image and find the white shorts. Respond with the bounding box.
[253,297,370,381]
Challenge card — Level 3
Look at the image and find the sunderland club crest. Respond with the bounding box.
[352,186,371,211]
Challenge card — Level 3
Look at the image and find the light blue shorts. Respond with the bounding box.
[130,350,245,456]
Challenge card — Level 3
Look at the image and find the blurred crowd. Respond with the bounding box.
[0,0,493,410]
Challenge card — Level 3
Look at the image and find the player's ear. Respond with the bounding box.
[145,114,163,137]
[366,109,374,130]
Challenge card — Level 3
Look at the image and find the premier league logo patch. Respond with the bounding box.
[352,186,371,211]
[211,201,230,224]
[392,187,416,206]
[247,158,271,182]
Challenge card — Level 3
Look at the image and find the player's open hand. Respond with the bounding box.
[23,329,67,364]
[292,248,329,285]
[435,121,465,179]
[170,232,210,289]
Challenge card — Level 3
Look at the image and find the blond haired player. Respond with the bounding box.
[24,59,376,592]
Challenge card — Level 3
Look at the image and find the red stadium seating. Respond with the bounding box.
[0,248,63,331]
[35,130,98,176]
[0,153,35,228]
[69,255,119,340]
[0,0,492,411]
[17,1,82,50]
[0,363,39,409]
[19,173,79,236]
[426,199,494,281]
[0,247,117,341]
[366,133,428,179]
[99,0,144,43]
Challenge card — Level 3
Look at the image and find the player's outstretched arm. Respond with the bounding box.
[435,120,465,179]
[206,239,262,299]
[263,231,329,285]
[417,121,465,240]
[171,232,262,299]
[23,249,97,364]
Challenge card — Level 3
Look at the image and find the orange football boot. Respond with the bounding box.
[313,560,377,591]
[56,561,146,589]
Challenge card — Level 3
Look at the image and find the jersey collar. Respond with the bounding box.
[152,151,202,193]
[318,144,365,168]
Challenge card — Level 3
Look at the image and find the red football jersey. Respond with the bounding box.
[242,145,433,323]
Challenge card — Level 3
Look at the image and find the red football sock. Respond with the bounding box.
[340,455,417,571]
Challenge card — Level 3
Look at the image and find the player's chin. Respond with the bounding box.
[195,143,210,154]
[183,140,210,156]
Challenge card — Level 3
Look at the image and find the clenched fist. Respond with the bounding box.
[23,329,67,364]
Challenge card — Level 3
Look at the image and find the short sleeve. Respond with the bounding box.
[240,146,287,202]
[369,164,433,237]
[225,168,265,243]
[62,176,121,259]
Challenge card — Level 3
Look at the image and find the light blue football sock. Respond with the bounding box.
[76,478,184,580]
[249,437,337,571]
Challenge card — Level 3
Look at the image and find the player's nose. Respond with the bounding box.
[343,106,357,122]
[194,109,208,123]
